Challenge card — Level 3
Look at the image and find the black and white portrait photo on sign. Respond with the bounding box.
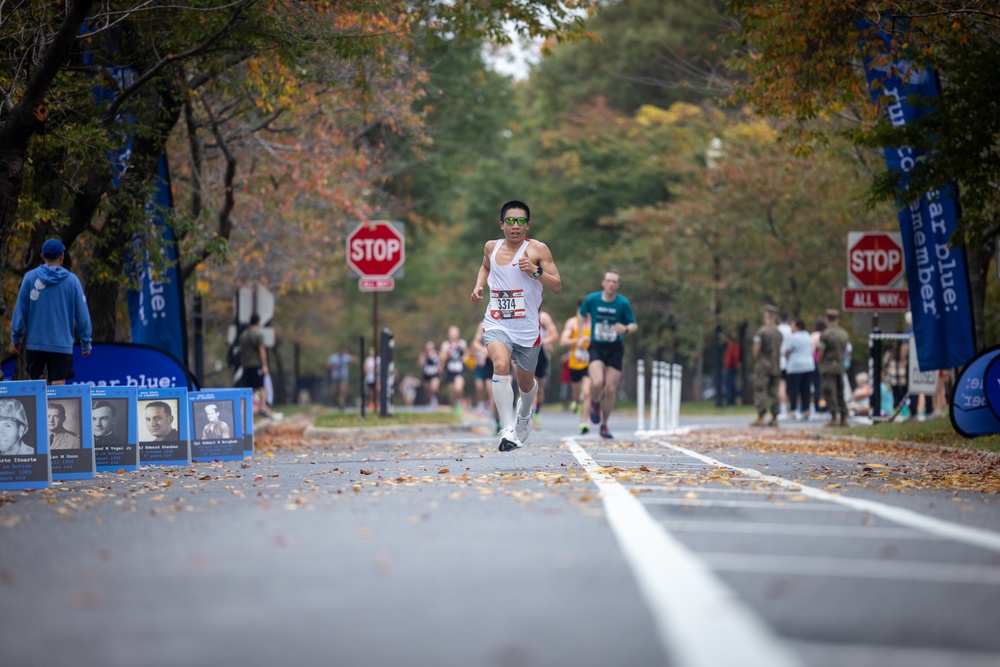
[196,401,234,440]
[138,398,180,443]
[189,390,244,462]
[47,385,94,481]
[92,399,126,445]
[47,398,81,450]
[137,387,189,466]
[0,380,50,490]
[0,396,35,456]
[91,386,138,472]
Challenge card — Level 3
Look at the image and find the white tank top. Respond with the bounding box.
[481,239,543,346]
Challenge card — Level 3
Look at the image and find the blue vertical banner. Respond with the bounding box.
[83,26,188,367]
[127,155,188,365]
[863,28,976,370]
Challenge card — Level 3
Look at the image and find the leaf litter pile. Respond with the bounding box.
[0,421,598,526]
[668,429,1000,496]
[6,420,1000,529]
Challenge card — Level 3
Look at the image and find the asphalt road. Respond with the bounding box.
[1,406,998,667]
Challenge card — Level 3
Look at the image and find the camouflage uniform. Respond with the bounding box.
[819,323,850,422]
[753,323,783,417]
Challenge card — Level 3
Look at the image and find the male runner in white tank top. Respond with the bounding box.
[470,200,562,452]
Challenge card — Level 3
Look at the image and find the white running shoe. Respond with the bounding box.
[498,427,522,452]
[515,398,532,444]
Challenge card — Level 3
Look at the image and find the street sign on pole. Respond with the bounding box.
[359,277,395,292]
[346,221,405,283]
[847,232,905,288]
[842,288,909,311]
[237,283,275,325]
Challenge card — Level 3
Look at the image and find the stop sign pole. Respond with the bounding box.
[346,222,405,414]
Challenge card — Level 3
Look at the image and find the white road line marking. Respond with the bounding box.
[593,459,710,469]
[660,521,941,540]
[703,552,1000,585]
[566,438,803,667]
[789,639,1000,667]
[652,439,1000,554]
[630,485,798,496]
[594,453,705,468]
[641,497,847,510]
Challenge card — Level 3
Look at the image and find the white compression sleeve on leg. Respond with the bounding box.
[492,374,515,429]
[518,379,538,417]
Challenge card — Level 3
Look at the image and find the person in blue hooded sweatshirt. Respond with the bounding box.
[10,238,92,384]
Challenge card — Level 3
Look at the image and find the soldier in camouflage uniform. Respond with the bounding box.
[751,305,783,427]
[819,309,851,427]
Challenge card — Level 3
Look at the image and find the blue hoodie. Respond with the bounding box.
[11,264,93,354]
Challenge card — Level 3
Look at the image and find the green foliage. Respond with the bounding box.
[530,0,731,117]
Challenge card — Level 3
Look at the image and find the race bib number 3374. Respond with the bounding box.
[489,289,526,320]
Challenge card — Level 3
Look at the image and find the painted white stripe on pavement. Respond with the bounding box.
[653,439,1000,554]
[631,485,799,496]
[642,497,847,510]
[661,521,940,540]
[566,438,803,667]
[703,552,1000,585]
[790,639,1000,667]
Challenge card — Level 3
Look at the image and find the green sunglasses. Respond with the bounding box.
[502,217,529,226]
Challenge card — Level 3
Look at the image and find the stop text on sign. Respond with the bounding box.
[345,221,405,281]
[851,247,901,274]
[350,237,401,262]
[846,231,905,288]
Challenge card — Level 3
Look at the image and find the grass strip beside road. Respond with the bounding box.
[844,419,1000,454]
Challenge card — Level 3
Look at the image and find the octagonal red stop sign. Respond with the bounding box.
[848,232,904,287]
[346,222,405,277]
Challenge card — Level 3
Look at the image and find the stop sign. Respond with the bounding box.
[346,221,405,277]
[848,232,904,287]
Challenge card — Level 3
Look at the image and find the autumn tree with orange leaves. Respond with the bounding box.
[0,0,593,348]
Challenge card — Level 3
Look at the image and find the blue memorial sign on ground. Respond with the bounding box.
[950,346,1000,438]
[189,389,244,462]
[0,380,50,490]
[137,387,189,466]
[47,385,95,481]
[982,353,1000,423]
[92,386,139,472]
[1,342,198,391]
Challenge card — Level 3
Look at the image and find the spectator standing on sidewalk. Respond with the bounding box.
[723,332,741,406]
[10,238,92,384]
[783,319,816,421]
[819,309,850,427]
[751,305,782,427]
[239,314,279,420]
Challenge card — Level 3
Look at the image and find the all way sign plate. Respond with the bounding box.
[842,288,909,311]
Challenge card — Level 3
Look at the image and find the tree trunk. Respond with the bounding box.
[0,149,25,322]
[966,245,992,352]
[87,281,123,342]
